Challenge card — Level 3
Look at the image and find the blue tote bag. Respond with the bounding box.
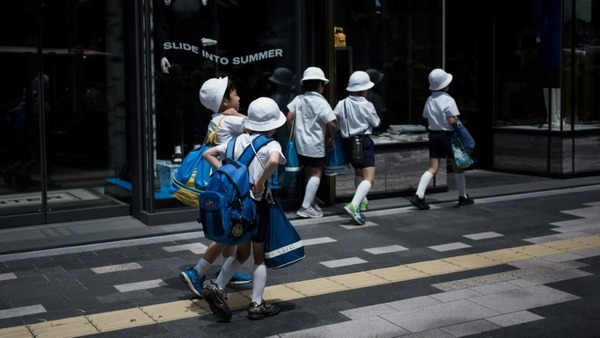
[264,192,305,269]
[325,130,349,176]
[454,119,475,154]
[284,115,302,174]
[451,136,474,169]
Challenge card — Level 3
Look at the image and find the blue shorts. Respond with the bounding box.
[299,154,325,168]
[252,198,269,243]
[343,135,375,169]
[428,131,454,159]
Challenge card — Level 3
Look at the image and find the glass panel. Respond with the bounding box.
[0,2,43,219]
[333,0,443,127]
[495,0,600,130]
[332,0,443,198]
[0,0,128,222]
[150,0,298,209]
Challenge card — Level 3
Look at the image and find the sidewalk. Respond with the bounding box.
[1,170,599,255]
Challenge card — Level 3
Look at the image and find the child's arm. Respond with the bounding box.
[252,151,280,196]
[326,120,337,151]
[202,146,222,170]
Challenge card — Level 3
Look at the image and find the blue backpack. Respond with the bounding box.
[199,135,272,245]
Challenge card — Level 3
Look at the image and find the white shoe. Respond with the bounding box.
[296,205,323,218]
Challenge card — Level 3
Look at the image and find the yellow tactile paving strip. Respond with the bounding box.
[2,234,599,337]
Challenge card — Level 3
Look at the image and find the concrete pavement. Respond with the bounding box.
[1,170,600,337]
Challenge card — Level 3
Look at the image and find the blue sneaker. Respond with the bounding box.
[215,269,252,285]
[180,267,205,297]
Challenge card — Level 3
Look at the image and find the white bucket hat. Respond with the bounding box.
[346,71,374,92]
[428,68,453,91]
[199,76,228,112]
[301,67,329,84]
[244,97,287,132]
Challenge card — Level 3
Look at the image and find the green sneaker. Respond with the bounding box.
[344,203,365,225]
[359,200,368,211]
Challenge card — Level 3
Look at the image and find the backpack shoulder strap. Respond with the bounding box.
[225,136,237,161]
[238,134,272,166]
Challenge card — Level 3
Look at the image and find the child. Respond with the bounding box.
[410,68,474,210]
[180,76,252,298]
[201,97,287,321]
[335,71,381,225]
[286,67,337,218]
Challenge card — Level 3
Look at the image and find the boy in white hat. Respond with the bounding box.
[201,97,287,321]
[334,71,381,225]
[410,68,474,210]
[287,67,337,218]
[180,76,252,298]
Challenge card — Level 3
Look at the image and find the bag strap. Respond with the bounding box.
[204,114,227,144]
[225,134,272,166]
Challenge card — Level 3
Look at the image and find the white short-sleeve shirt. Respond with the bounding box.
[208,113,247,145]
[422,91,460,131]
[215,133,286,200]
[287,92,336,158]
[334,95,380,138]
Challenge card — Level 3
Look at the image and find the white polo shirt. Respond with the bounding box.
[287,92,336,158]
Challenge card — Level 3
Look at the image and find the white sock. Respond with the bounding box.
[301,176,320,209]
[455,173,467,197]
[251,264,267,304]
[416,171,434,198]
[351,181,372,209]
[216,257,242,290]
[193,258,212,277]
[355,176,368,204]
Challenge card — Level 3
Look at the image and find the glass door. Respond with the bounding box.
[0,0,129,227]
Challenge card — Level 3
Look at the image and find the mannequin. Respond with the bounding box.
[154,0,220,162]
[536,0,562,129]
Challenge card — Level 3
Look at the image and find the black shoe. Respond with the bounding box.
[247,301,280,320]
[458,195,475,207]
[202,282,232,322]
[172,151,183,164]
[409,194,430,210]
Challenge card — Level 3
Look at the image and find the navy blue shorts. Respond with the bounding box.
[252,198,269,243]
[343,135,375,169]
[428,131,454,159]
[299,154,325,168]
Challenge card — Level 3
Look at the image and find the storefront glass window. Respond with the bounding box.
[149,0,298,209]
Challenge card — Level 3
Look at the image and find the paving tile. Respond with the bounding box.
[327,271,388,289]
[320,257,368,268]
[91,262,142,274]
[339,303,397,320]
[439,318,501,337]
[405,260,466,276]
[380,299,500,333]
[0,272,16,282]
[114,279,167,293]
[302,237,337,246]
[364,245,408,255]
[86,308,154,333]
[429,242,472,252]
[276,316,408,338]
[468,285,580,314]
[0,325,33,338]
[0,305,46,320]
[28,316,97,338]
[369,266,428,283]
[430,289,482,302]
[286,278,348,297]
[486,310,544,327]
[463,232,504,240]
